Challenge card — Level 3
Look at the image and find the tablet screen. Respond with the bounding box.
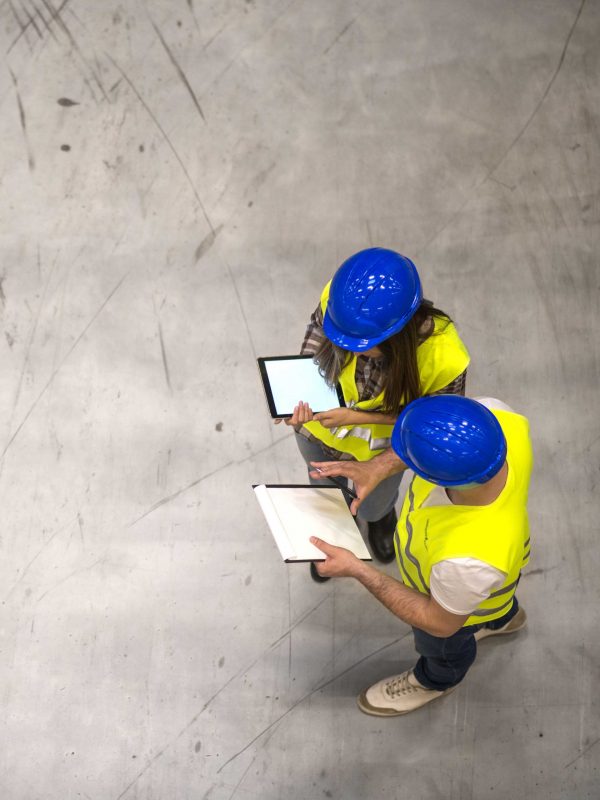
[258,356,345,418]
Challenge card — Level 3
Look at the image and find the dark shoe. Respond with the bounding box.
[367,509,397,563]
[310,562,330,583]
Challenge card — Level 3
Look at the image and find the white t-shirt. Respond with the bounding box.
[426,397,514,616]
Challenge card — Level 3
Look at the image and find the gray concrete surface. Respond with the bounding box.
[0,1,598,798]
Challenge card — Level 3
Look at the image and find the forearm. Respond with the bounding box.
[352,562,452,637]
[347,409,398,426]
[369,447,408,481]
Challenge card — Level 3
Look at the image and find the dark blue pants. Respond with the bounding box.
[412,597,520,691]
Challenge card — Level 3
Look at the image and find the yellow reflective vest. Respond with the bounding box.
[394,408,533,626]
[302,281,470,460]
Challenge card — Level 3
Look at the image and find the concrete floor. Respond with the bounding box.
[0,1,598,798]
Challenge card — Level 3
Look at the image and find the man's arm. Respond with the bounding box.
[310,537,470,637]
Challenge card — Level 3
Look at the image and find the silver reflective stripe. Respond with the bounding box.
[470,596,514,617]
[371,436,391,450]
[394,527,419,590]
[488,576,520,599]
[403,480,429,594]
[332,425,391,451]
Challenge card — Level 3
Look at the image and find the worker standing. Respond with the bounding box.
[309,395,532,715]
[278,247,470,580]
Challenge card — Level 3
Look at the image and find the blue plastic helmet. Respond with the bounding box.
[391,396,507,487]
[323,248,423,351]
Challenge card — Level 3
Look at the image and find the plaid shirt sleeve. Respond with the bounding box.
[428,369,467,397]
[300,302,326,355]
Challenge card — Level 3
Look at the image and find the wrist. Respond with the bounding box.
[353,559,378,583]
[373,448,406,479]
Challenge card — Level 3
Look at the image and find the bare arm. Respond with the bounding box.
[316,408,399,426]
[310,537,469,637]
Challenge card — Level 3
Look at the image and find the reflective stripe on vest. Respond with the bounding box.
[328,424,392,452]
[394,408,533,627]
[302,281,471,461]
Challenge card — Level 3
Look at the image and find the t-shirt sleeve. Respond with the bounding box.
[430,558,507,616]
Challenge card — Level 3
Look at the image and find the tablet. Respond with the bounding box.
[257,356,346,418]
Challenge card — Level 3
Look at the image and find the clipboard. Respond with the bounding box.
[253,484,371,562]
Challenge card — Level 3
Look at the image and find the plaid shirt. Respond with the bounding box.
[299,303,467,459]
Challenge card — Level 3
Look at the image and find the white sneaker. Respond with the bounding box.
[474,607,527,642]
[357,669,456,717]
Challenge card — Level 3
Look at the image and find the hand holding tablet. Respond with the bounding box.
[257,355,346,419]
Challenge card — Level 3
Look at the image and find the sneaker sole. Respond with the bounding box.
[356,685,457,717]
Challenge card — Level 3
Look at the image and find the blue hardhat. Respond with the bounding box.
[323,248,423,351]
[391,396,507,487]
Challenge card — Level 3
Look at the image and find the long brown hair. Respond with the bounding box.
[315,300,451,413]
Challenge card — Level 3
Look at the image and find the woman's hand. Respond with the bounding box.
[273,401,314,427]
[313,407,359,429]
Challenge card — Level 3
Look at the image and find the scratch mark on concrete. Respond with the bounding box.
[564,736,600,769]
[8,68,35,170]
[2,514,78,603]
[322,18,356,56]
[157,320,172,392]
[1,272,129,462]
[420,0,587,256]
[201,19,228,52]
[31,0,59,43]
[225,733,279,800]
[128,460,235,527]
[152,288,172,392]
[523,566,557,577]
[4,249,59,455]
[491,0,586,175]
[194,225,223,262]
[8,0,27,33]
[36,558,102,603]
[246,162,276,200]
[129,433,293,527]
[204,0,295,93]
[218,631,413,773]
[186,0,200,33]
[19,1,43,38]
[40,0,109,101]
[7,0,68,53]
[105,52,215,234]
[149,17,206,122]
[113,593,332,799]
[489,176,516,192]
